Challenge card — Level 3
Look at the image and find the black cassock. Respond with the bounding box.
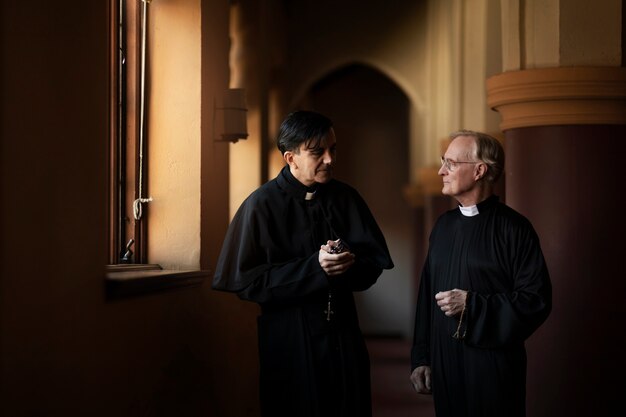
[213,166,393,417]
[411,195,551,417]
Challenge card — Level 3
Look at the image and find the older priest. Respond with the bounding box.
[410,130,552,417]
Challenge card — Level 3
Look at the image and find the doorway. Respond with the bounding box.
[305,63,414,338]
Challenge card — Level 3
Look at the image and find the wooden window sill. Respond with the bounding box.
[105,264,210,300]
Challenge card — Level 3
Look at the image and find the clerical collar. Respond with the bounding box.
[459,205,479,217]
[279,165,322,201]
[458,195,500,216]
[304,183,318,200]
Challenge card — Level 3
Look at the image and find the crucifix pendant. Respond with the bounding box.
[324,291,334,321]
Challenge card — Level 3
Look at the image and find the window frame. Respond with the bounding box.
[106,0,210,298]
[109,0,147,266]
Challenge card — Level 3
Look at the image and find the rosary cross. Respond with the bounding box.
[324,292,334,321]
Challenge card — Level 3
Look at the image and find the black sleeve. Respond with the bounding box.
[236,252,330,303]
[464,223,552,348]
[212,200,331,303]
[331,256,382,292]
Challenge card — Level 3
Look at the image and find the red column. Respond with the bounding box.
[488,68,626,417]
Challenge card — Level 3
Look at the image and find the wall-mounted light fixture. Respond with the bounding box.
[214,88,248,143]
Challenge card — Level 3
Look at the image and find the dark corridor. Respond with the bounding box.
[367,337,435,417]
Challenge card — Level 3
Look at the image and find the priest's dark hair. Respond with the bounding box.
[450,129,505,184]
[277,110,333,154]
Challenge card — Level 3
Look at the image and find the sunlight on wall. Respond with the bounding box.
[229,108,261,220]
[228,2,262,220]
[147,0,201,269]
[502,0,621,70]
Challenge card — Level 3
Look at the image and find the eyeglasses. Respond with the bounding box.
[440,156,480,171]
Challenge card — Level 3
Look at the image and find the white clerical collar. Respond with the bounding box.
[305,191,316,200]
[459,204,479,217]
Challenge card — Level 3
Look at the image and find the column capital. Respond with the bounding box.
[487,67,626,131]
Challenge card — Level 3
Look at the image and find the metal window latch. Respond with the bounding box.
[121,239,134,264]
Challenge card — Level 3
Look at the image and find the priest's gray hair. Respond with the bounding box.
[450,130,505,183]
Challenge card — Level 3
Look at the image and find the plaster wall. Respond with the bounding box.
[148,0,202,269]
[501,0,622,70]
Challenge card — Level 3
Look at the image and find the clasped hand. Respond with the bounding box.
[435,288,467,316]
[319,239,355,276]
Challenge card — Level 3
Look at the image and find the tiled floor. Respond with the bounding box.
[367,337,436,417]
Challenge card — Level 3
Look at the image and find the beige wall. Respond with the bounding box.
[148,0,202,269]
[501,0,622,70]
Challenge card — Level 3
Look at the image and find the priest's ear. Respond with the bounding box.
[475,162,488,181]
[283,150,297,169]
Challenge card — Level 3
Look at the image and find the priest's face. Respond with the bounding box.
[286,128,337,187]
[439,135,482,201]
